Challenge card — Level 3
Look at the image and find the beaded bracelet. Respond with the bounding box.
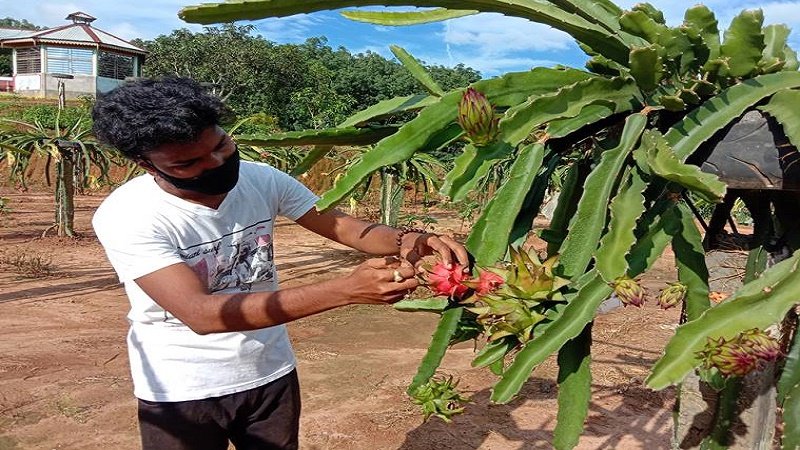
[396,225,427,248]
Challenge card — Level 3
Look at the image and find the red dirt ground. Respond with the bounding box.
[0,191,684,450]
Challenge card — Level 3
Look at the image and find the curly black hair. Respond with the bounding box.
[92,77,226,159]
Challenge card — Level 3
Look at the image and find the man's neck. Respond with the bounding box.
[155,177,227,210]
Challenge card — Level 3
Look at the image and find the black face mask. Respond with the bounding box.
[148,149,240,196]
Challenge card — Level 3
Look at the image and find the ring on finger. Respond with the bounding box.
[392,270,403,282]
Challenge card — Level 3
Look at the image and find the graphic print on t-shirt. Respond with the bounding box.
[179,220,275,292]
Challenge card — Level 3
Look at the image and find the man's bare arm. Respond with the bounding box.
[295,208,470,267]
[134,258,417,335]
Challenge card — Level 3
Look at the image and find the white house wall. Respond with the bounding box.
[43,73,95,99]
[14,74,41,94]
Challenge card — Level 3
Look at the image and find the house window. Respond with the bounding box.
[46,47,93,75]
[16,47,41,74]
[98,51,134,80]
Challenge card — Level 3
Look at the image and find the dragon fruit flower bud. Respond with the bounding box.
[426,262,470,300]
[656,282,687,310]
[738,328,782,362]
[611,276,646,307]
[704,339,759,377]
[457,87,499,146]
[474,270,504,296]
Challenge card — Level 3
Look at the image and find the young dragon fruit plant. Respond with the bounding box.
[181,0,800,447]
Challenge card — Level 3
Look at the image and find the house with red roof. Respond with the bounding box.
[0,12,146,98]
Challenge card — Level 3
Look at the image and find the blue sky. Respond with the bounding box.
[2,1,800,77]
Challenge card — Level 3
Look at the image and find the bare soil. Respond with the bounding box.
[0,191,685,450]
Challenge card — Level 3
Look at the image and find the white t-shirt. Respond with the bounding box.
[93,161,319,402]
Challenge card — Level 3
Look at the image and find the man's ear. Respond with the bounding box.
[135,157,157,175]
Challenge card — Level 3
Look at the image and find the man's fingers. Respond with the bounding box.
[389,265,416,282]
[364,256,401,269]
[424,236,454,268]
[392,278,419,291]
[438,234,471,269]
[403,249,422,268]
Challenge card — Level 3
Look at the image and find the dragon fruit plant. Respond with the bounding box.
[181,0,800,447]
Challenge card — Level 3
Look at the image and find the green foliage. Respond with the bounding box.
[554,324,592,449]
[558,113,646,279]
[0,112,124,236]
[0,17,43,30]
[180,0,800,445]
[465,143,544,266]
[342,7,477,25]
[671,204,711,322]
[407,307,463,395]
[647,252,800,390]
[0,50,10,77]
[20,105,90,130]
[136,28,479,130]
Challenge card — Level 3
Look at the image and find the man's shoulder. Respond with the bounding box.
[239,160,299,189]
[94,176,160,224]
[240,160,278,178]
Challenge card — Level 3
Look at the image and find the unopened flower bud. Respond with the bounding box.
[457,87,499,146]
[611,276,646,307]
[704,339,759,377]
[738,328,782,362]
[656,282,687,310]
[698,329,783,378]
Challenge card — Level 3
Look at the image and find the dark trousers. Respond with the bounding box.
[137,370,301,450]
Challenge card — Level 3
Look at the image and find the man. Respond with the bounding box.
[91,77,468,450]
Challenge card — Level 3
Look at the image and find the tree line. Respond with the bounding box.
[1,17,480,131]
[131,24,479,130]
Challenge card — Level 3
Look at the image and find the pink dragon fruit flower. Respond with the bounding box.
[427,262,470,300]
[474,270,504,296]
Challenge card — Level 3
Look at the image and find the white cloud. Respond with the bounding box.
[104,22,142,41]
[0,0,203,39]
[760,2,800,30]
[254,14,325,42]
[443,13,573,54]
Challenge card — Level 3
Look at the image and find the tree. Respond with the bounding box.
[181,1,800,448]
[0,107,123,237]
[136,24,273,105]
[137,29,480,130]
[0,17,43,29]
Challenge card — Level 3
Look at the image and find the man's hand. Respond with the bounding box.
[294,207,471,273]
[400,232,471,272]
[344,257,419,305]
